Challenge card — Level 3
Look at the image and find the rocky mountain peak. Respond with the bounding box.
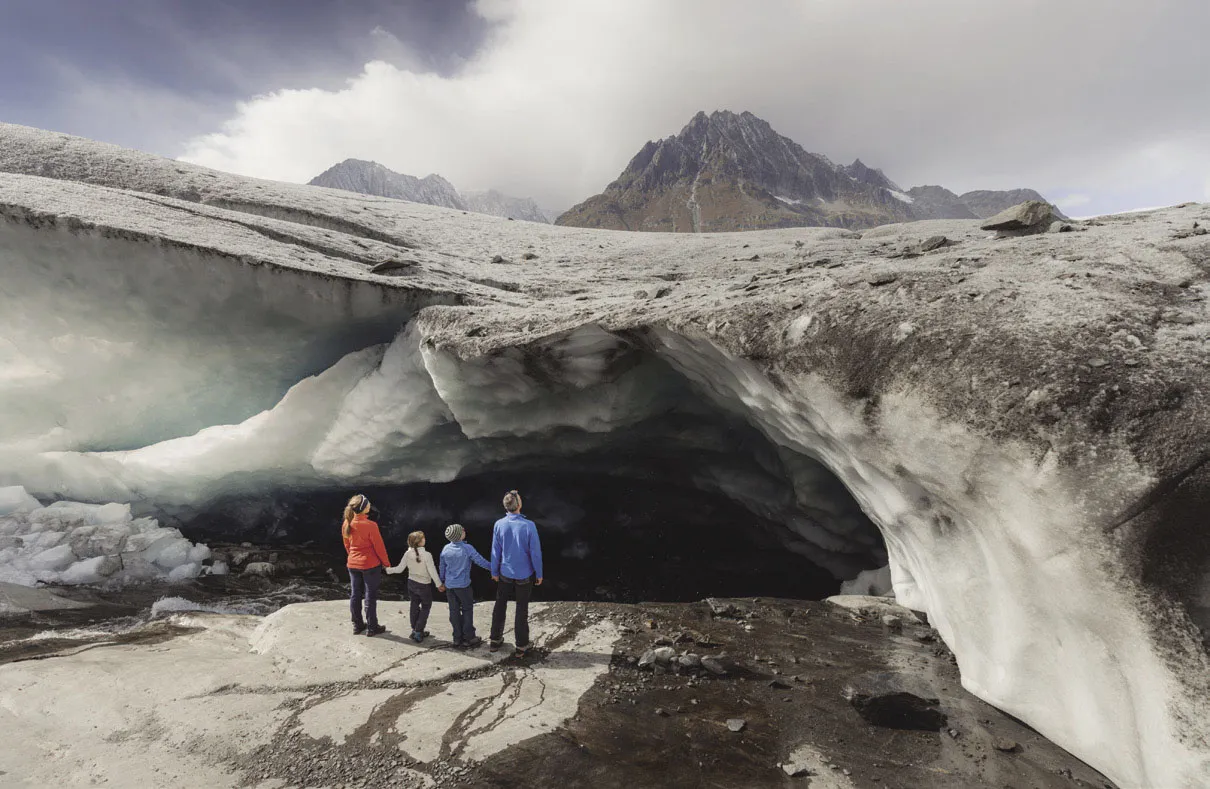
[843,159,903,193]
[557,110,1063,232]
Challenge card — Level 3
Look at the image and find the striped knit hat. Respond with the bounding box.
[444,523,465,542]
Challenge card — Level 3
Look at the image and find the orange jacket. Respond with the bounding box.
[343,514,391,570]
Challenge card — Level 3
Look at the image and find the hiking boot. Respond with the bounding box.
[465,636,483,648]
[410,631,424,643]
[353,623,366,635]
[452,641,467,649]
[514,644,530,658]
[488,640,503,652]
[365,624,387,637]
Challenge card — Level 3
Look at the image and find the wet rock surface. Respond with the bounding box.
[471,598,1114,789]
[0,594,1115,789]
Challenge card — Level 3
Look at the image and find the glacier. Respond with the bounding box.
[0,122,1208,787]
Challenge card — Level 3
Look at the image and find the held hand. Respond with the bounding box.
[492,576,499,582]
[438,585,446,592]
[535,577,543,586]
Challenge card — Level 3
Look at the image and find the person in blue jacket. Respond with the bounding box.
[489,489,543,656]
[438,523,492,648]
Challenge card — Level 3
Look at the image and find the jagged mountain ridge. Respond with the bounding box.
[557,110,1064,231]
[309,159,551,223]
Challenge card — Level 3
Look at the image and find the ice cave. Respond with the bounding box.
[1,124,1208,788]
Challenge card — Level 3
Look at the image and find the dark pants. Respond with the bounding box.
[408,579,434,634]
[446,586,477,644]
[349,566,382,628]
[490,576,534,648]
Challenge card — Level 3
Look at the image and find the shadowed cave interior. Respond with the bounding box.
[177,422,889,603]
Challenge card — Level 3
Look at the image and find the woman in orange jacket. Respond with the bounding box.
[342,494,391,636]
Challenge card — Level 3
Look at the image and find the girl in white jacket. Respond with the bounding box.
[398,531,444,642]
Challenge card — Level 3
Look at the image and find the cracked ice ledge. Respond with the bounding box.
[1,124,1209,786]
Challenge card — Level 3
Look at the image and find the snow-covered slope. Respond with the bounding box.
[0,123,1208,788]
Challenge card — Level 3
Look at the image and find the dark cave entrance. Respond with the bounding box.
[186,458,887,604]
[178,334,889,604]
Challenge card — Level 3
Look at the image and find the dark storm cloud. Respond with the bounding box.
[0,0,489,155]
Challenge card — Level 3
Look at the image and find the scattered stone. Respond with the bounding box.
[637,650,658,669]
[489,254,507,264]
[521,252,538,260]
[369,259,416,274]
[782,762,812,777]
[705,598,740,618]
[678,653,702,669]
[881,615,903,630]
[867,273,898,287]
[701,656,729,676]
[994,739,1021,753]
[842,672,948,731]
[652,647,677,665]
[243,561,275,576]
[654,708,668,717]
[653,286,673,299]
[769,679,791,690]
[919,235,948,252]
[726,718,746,733]
[1048,221,1074,234]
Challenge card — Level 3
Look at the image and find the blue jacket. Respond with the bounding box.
[439,541,491,589]
[491,513,543,580]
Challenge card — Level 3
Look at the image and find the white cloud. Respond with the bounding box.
[179,0,1210,212]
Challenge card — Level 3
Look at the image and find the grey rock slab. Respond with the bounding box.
[979,200,1056,231]
[0,581,93,617]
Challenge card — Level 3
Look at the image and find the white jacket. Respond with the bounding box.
[395,547,440,585]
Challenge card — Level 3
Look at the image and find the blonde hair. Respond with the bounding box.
[407,530,425,559]
[342,494,370,539]
[503,489,522,513]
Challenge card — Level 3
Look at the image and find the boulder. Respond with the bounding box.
[842,672,947,731]
[979,200,1057,233]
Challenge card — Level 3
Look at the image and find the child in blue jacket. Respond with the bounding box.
[439,523,492,648]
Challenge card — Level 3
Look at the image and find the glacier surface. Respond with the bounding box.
[0,122,1209,788]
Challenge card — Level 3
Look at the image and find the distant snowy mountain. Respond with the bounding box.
[308,159,551,222]
[309,159,464,209]
[463,189,549,224]
[557,110,1063,231]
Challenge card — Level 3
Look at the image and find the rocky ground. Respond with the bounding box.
[0,592,1113,789]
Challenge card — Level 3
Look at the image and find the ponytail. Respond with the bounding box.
[342,494,371,539]
[407,530,425,559]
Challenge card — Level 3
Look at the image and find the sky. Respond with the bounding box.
[3,0,1209,216]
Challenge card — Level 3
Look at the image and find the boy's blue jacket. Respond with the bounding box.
[491,513,543,580]
[439,541,491,589]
